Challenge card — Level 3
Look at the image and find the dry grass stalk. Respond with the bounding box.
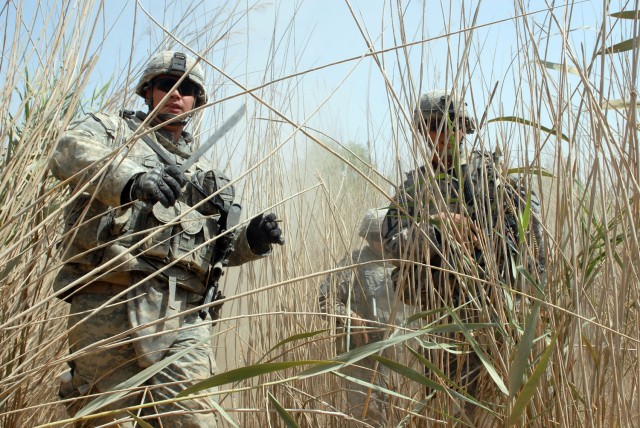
[0,1,638,427]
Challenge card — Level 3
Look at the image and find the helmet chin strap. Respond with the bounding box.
[155,113,191,127]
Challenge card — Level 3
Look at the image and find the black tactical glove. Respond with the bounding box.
[128,165,187,208]
[246,212,285,253]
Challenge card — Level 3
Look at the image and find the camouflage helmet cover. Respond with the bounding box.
[135,51,207,107]
[358,209,387,241]
[414,89,476,134]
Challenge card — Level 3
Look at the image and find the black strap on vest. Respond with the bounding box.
[121,113,177,167]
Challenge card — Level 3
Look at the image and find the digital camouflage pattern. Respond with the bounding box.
[414,89,476,134]
[50,110,262,300]
[319,246,407,343]
[135,51,207,108]
[63,289,218,427]
[383,150,545,301]
[51,110,267,426]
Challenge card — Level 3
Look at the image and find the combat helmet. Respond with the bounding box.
[136,51,207,108]
[358,209,387,241]
[414,89,476,134]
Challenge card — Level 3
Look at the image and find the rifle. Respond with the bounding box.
[468,147,546,278]
[200,203,241,321]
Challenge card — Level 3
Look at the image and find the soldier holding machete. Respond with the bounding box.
[50,51,284,427]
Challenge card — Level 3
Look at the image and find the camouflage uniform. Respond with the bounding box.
[320,242,409,427]
[320,245,403,342]
[383,149,545,398]
[51,110,265,427]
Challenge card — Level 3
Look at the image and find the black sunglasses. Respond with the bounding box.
[153,77,198,97]
[426,115,464,132]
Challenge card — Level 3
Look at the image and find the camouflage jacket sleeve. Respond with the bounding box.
[466,150,547,278]
[227,224,269,266]
[382,219,441,261]
[381,169,442,261]
[50,113,146,207]
[318,258,353,318]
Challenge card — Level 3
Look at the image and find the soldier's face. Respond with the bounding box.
[422,118,463,166]
[149,76,196,119]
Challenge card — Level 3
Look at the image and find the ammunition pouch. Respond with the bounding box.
[187,169,235,216]
[112,201,219,278]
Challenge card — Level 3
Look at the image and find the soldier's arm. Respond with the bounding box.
[319,267,370,345]
[381,209,442,262]
[227,212,285,265]
[50,114,145,207]
[381,171,444,261]
[226,224,269,266]
[318,266,351,318]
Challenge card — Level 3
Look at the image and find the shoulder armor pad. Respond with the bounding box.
[87,112,120,139]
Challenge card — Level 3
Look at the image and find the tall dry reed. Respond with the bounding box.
[0,1,638,427]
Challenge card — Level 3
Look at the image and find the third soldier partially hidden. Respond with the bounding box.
[320,209,410,427]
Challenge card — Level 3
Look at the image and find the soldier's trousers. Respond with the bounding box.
[338,356,390,427]
[60,292,218,427]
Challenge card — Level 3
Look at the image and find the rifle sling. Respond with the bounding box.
[122,116,230,214]
[122,116,178,167]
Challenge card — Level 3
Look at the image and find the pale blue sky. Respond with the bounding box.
[6,0,632,175]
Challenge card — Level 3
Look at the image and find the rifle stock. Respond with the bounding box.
[199,204,241,320]
[199,248,232,320]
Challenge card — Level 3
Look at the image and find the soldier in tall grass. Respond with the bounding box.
[319,209,410,427]
[382,90,545,418]
[50,51,284,427]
